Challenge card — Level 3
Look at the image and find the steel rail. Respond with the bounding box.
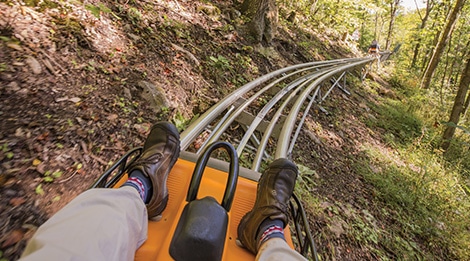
[251,75,319,171]
[275,58,372,158]
[235,71,321,157]
[180,57,373,169]
[202,66,324,152]
[180,59,361,151]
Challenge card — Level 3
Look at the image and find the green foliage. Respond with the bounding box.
[350,210,379,245]
[1,143,14,159]
[205,53,253,88]
[5,152,13,159]
[43,170,62,183]
[356,142,470,259]
[442,136,470,180]
[279,0,375,45]
[172,112,199,132]
[81,85,97,95]
[294,164,317,196]
[114,97,138,114]
[172,111,188,132]
[85,4,102,18]
[127,7,143,23]
[85,3,120,20]
[35,184,44,195]
[353,60,470,258]
[367,99,422,145]
[209,55,231,70]
[441,121,470,135]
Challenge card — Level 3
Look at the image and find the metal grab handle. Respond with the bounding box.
[90,147,142,189]
[186,141,239,211]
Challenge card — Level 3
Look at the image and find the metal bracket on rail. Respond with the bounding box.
[330,72,350,95]
[314,71,350,115]
[239,124,271,160]
[90,147,142,189]
[321,71,347,104]
[290,193,319,261]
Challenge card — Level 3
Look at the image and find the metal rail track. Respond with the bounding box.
[180,57,373,176]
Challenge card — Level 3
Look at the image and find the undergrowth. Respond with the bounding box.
[356,68,470,259]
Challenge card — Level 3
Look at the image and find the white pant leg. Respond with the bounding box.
[256,238,307,261]
[20,187,147,261]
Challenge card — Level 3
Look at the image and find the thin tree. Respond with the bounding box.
[410,0,435,69]
[385,0,401,50]
[441,55,470,150]
[420,7,447,71]
[420,0,466,89]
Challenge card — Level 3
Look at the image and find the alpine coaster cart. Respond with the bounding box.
[92,58,373,260]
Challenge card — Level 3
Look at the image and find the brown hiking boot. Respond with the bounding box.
[237,158,298,254]
[127,122,180,220]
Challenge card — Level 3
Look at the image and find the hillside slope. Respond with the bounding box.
[1,0,461,260]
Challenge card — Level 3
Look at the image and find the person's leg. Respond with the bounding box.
[21,187,147,261]
[20,122,180,261]
[256,238,306,261]
[237,158,306,260]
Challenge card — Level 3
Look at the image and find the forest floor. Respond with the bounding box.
[0,0,453,260]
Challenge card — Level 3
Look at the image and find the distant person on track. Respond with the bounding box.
[368,40,380,56]
[19,122,307,261]
[368,40,381,71]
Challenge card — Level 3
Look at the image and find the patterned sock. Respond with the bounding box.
[256,219,285,248]
[121,169,152,203]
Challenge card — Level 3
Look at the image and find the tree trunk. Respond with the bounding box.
[441,56,470,150]
[420,8,443,71]
[420,0,466,89]
[439,33,454,91]
[374,12,379,40]
[385,0,400,50]
[240,0,278,44]
[410,0,433,69]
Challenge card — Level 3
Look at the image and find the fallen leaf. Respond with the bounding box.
[15,127,25,137]
[107,114,118,121]
[9,197,26,207]
[35,184,44,195]
[55,97,69,102]
[32,159,42,166]
[69,97,81,103]
[7,43,23,51]
[76,163,83,170]
[134,123,151,134]
[1,229,24,248]
[25,56,42,74]
[37,132,50,140]
[22,224,38,241]
[36,162,46,174]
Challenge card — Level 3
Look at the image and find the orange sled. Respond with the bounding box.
[92,141,316,260]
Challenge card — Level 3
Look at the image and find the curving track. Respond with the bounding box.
[180,57,374,177]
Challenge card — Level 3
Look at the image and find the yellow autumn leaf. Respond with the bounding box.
[32,159,42,166]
